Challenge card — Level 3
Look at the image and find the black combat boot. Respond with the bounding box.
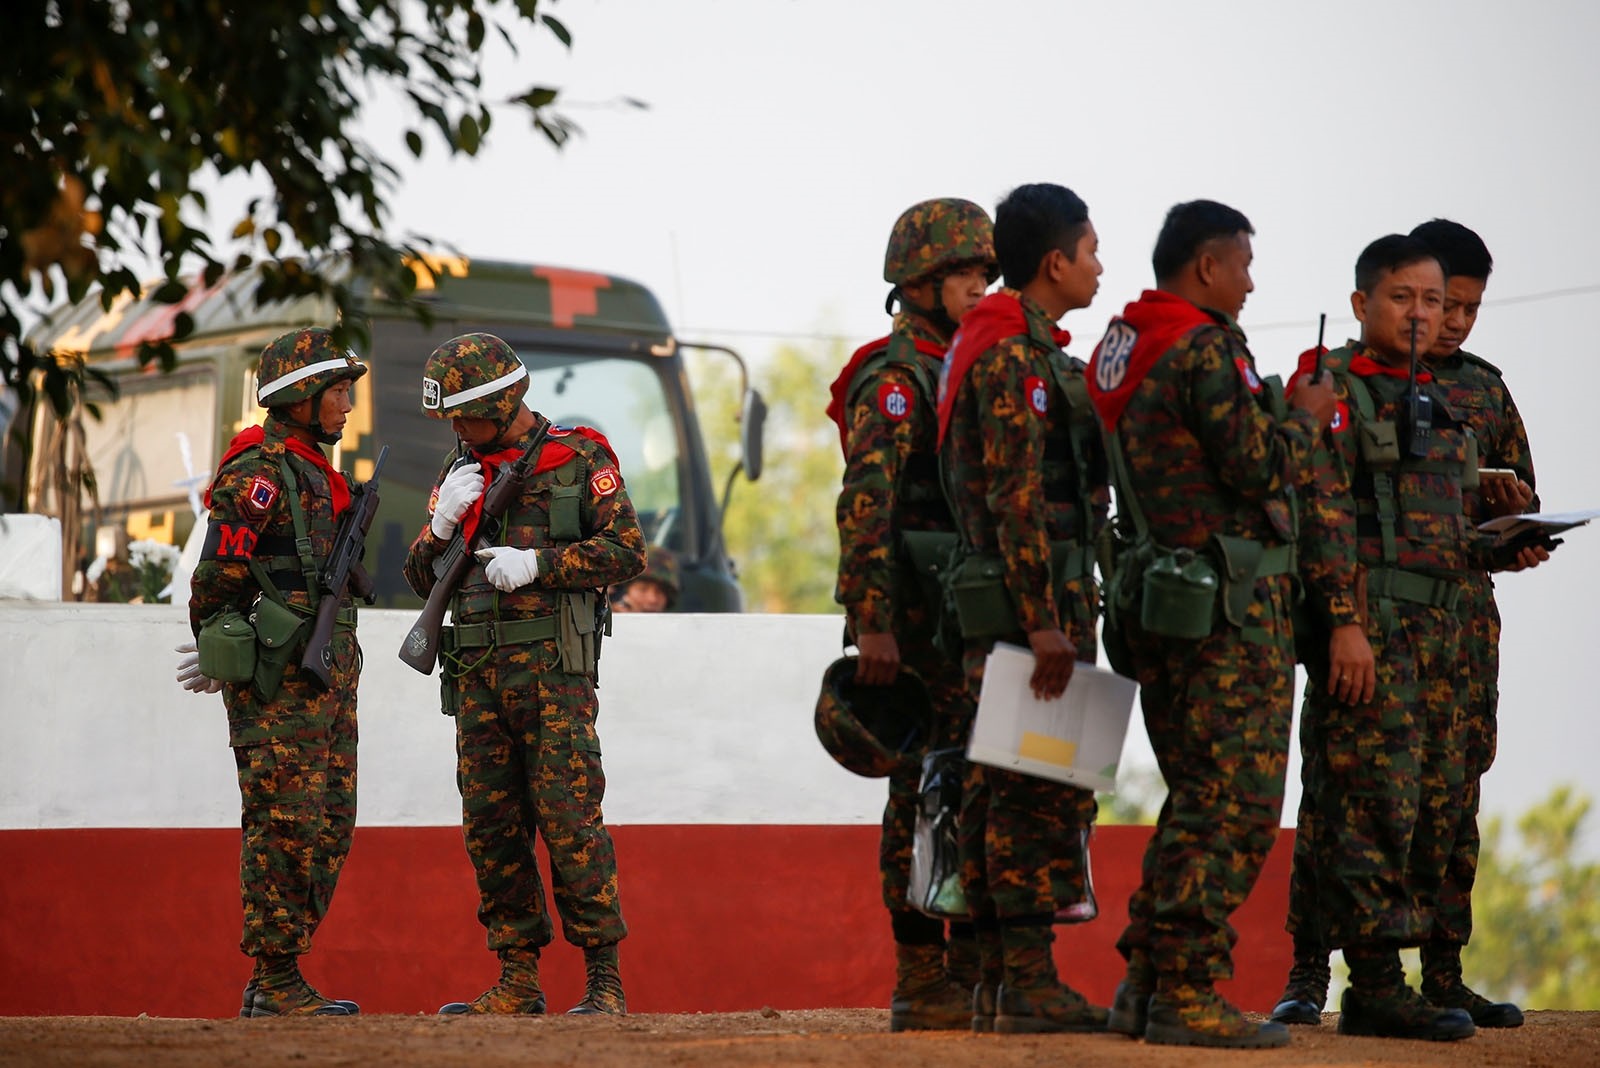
[567,943,626,1015]
[1338,944,1475,1041]
[1106,950,1154,1038]
[1421,940,1524,1028]
[439,946,546,1015]
[1269,937,1330,1025]
[247,954,351,1017]
[993,923,1108,1034]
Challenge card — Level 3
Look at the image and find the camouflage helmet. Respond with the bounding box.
[814,657,931,778]
[639,547,681,605]
[256,328,367,408]
[883,198,999,286]
[421,332,529,421]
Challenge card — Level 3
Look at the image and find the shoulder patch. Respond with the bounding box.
[1330,401,1350,434]
[244,475,280,516]
[589,466,621,497]
[1024,375,1049,415]
[878,381,913,421]
[1094,321,1137,391]
[548,425,573,437]
[1234,356,1263,394]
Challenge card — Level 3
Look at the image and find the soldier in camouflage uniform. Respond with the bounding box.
[934,183,1109,1035]
[1086,201,1335,1049]
[1273,222,1541,1031]
[826,198,997,1032]
[611,545,680,612]
[403,333,646,1016]
[186,327,368,1017]
[1282,235,1543,1042]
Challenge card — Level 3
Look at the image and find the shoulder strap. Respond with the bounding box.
[276,456,322,613]
[1044,352,1099,547]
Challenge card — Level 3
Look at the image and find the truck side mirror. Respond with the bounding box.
[740,388,767,483]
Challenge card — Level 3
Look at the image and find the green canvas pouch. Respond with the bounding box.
[1211,534,1265,630]
[1139,547,1218,640]
[251,596,308,700]
[197,609,256,682]
[946,552,1017,640]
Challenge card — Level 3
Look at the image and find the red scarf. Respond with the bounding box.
[1085,290,1215,428]
[824,334,947,456]
[204,424,351,516]
[456,426,618,545]
[1290,345,1431,390]
[935,292,1069,445]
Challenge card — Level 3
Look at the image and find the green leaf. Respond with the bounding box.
[458,113,481,155]
[542,14,572,47]
[405,129,424,158]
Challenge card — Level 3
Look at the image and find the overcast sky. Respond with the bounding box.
[189,0,1600,840]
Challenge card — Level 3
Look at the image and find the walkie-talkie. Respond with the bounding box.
[1406,320,1433,458]
[1313,313,1327,382]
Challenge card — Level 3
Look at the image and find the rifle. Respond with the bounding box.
[302,444,389,687]
[399,418,553,675]
[1405,319,1433,458]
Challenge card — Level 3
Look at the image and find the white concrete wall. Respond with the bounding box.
[0,605,883,829]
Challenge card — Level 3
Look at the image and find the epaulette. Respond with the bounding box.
[1457,350,1506,379]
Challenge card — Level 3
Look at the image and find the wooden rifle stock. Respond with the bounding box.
[398,420,552,675]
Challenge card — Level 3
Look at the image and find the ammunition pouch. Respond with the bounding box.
[558,591,601,677]
[1357,418,1402,465]
[900,529,959,610]
[250,597,311,701]
[197,609,257,683]
[1211,535,1296,633]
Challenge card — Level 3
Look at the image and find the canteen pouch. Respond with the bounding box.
[908,748,969,919]
[1210,534,1265,630]
[1139,547,1219,640]
[900,530,958,605]
[946,552,1017,640]
[1358,419,1402,465]
[251,596,309,700]
[558,590,600,677]
[197,609,257,682]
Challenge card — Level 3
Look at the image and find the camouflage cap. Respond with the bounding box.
[421,332,529,421]
[639,547,681,602]
[813,657,931,778]
[883,198,999,286]
[256,328,367,408]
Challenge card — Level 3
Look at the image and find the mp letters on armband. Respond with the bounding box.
[201,520,258,560]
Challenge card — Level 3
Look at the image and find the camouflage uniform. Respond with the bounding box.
[1422,350,1535,945]
[404,333,646,1015]
[835,315,972,907]
[1292,343,1483,959]
[189,327,367,1016]
[939,287,1109,1029]
[1088,294,1321,1028]
[828,197,996,1032]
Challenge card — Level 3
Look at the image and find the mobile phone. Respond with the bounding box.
[1478,468,1519,481]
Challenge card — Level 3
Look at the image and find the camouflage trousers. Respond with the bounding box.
[227,633,360,958]
[1115,577,1294,984]
[957,622,1098,924]
[1434,572,1500,946]
[1288,600,1467,949]
[881,631,973,916]
[449,636,625,952]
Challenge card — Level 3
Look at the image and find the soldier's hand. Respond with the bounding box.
[474,546,540,591]
[1289,372,1338,429]
[174,641,224,695]
[431,462,483,539]
[854,632,901,686]
[1501,543,1551,572]
[1326,623,1376,706]
[1026,628,1078,701]
[1481,475,1534,518]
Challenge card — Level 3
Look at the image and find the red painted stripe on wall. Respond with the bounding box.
[0,826,1292,1017]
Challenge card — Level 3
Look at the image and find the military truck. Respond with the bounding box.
[20,257,764,609]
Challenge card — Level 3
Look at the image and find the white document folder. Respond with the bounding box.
[966,642,1138,793]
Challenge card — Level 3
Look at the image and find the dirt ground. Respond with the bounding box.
[0,1009,1595,1068]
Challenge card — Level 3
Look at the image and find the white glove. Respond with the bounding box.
[475,546,540,592]
[430,462,483,539]
[174,640,224,695]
